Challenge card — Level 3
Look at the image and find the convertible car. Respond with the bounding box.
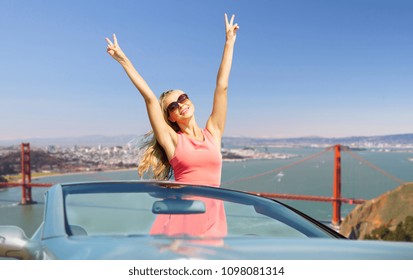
[1,181,412,259]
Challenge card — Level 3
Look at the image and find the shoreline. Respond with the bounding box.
[7,168,139,183]
[33,167,138,180]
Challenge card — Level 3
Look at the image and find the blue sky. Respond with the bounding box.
[1,0,412,140]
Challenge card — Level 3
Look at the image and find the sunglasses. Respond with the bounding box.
[166,93,189,114]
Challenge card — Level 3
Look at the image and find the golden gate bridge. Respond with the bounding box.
[0,143,406,226]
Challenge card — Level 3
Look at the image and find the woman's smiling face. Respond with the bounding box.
[163,90,194,122]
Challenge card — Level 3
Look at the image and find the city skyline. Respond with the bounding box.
[1,0,412,140]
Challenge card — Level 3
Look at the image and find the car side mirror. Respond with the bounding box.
[0,226,32,260]
[152,199,206,214]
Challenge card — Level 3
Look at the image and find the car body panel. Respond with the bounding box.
[39,236,413,260]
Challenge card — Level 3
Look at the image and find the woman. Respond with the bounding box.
[106,14,239,237]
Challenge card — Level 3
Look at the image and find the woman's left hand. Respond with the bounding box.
[225,14,239,43]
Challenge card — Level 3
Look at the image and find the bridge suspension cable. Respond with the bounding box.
[222,147,332,186]
[343,149,405,185]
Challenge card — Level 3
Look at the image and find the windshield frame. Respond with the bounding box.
[61,181,344,239]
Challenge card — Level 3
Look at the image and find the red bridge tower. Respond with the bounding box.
[21,143,36,205]
[332,144,342,226]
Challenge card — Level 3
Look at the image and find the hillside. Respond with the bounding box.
[339,182,413,239]
[0,150,66,175]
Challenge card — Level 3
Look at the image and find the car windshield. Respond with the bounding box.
[63,182,336,239]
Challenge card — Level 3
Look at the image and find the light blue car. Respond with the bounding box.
[1,181,412,259]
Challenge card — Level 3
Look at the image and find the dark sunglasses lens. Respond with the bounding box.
[177,94,188,103]
[167,102,179,112]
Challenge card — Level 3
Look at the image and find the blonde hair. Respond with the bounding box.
[137,90,181,180]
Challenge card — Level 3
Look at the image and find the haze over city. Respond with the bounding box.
[1,0,412,141]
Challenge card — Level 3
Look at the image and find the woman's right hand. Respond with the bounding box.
[105,34,127,64]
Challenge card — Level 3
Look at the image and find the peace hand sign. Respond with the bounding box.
[105,34,127,63]
[225,14,239,43]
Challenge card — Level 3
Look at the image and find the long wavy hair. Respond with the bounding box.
[137,90,181,180]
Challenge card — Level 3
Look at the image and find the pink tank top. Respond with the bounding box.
[170,129,222,187]
[150,129,227,237]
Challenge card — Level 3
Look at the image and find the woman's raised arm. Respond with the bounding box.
[106,34,176,153]
[207,14,239,143]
